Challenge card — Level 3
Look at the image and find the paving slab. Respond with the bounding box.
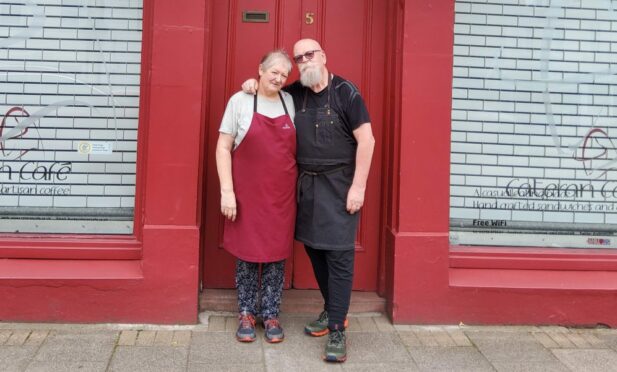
[117,330,138,346]
[397,330,422,348]
[136,330,156,346]
[356,317,379,332]
[552,348,617,371]
[531,331,560,349]
[341,362,418,372]
[108,345,189,372]
[24,360,109,372]
[372,315,396,332]
[444,327,472,346]
[410,328,440,347]
[408,346,493,372]
[262,329,334,371]
[466,330,559,364]
[465,325,540,333]
[172,331,192,346]
[490,360,571,372]
[545,331,577,348]
[189,331,263,365]
[0,346,39,372]
[264,357,343,372]
[207,316,227,332]
[154,330,175,345]
[578,332,606,348]
[347,317,363,332]
[33,331,118,362]
[593,330,617,351]
[187,363,265,372]
[224,316,238,332]
[6,330,30,346]
[430,329,458,347]
[0,330,12,344]
[343,332,411,364]
[24,331,49,346]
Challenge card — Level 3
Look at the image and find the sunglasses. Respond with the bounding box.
[293,49,322,64]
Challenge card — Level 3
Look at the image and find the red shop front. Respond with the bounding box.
[2,0,617,326]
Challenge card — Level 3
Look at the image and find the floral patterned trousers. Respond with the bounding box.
[236,259,285,319]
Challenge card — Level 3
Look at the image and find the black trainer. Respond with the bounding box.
[304,310,349,337]
[323,329,347,362]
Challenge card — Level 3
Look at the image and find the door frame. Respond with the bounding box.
[199,0,388,293]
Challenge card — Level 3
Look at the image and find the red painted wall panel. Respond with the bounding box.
[145,12,206,225]
[0,0,204,324]
[387,0,617,327]
[398,0,453,234]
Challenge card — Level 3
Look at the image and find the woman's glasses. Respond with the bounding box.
[293,49,322,64]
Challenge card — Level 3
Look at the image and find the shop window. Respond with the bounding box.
[450,1,617,249]
[0,0,143,234]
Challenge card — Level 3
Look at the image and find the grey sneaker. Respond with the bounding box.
[304,310,349,337]
[236,311,256,342]
[323,329,347,362]
[263,317,284,343]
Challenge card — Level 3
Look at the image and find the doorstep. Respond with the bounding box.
[200,289,386,314]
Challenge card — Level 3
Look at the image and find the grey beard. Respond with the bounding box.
[300,67,322,87]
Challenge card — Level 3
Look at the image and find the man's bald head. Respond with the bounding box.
[293,39,323,56]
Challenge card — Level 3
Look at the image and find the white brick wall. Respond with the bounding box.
[451,1,617,247]
[0,0,142,234]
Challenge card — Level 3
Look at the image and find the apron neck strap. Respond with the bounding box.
[278,92,289,116]
[253,90,290,116]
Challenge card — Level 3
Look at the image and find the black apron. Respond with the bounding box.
[294,74,358,250]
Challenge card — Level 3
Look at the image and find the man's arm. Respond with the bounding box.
[242,79,295,95]
[346,123,375,214]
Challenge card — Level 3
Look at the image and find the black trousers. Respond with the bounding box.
[304,245,354,330]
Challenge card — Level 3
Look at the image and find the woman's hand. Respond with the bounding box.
[216,133,237,221]
[221,190,237,221]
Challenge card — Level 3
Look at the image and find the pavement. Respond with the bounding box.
[2,312,617,371]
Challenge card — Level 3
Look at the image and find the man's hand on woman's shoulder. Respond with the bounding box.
[241,79,259,94]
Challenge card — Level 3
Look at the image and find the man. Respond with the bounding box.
[244,38,374,362]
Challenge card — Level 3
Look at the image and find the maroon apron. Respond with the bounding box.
[224,92,297,262]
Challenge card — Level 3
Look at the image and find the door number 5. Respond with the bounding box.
[305,12,315,25]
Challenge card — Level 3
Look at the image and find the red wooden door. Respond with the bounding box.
[202,0,386,291]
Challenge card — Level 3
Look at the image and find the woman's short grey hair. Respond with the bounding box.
[260,49,292,73]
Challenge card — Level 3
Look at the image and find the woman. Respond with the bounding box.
[215,50,296,343]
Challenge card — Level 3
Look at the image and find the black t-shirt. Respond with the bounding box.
[284,74,371,132]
